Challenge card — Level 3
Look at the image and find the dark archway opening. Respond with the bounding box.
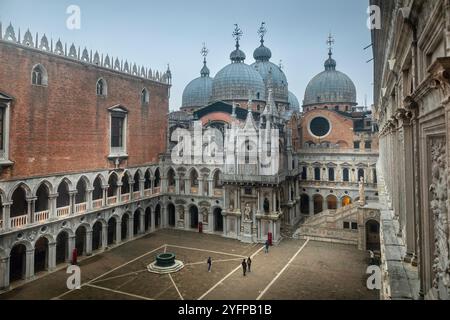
[366,220,381,251]
[56,231,68,264]
[168,204,176,227]
[92,221,102,251]
[9,244,26,282]
[34,237,49,273]
[75,226,86,256]
[155,205,161,228]
[214,208,223,232]
[145,207,151,231]
[190,206,199,229]
[133,210,141,236]
[121,214,129,241]
[107,218,116,245]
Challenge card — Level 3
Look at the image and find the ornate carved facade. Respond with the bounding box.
[371,0,450,300]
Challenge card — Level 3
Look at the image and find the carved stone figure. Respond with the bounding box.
[202,207,209,223]
[429,137,450,298]
[244,203,252,221]
[359,177,366,206]
[178,206,185,221]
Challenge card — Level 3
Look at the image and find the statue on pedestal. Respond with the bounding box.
[359,177,366,206]
[244,203,252,221]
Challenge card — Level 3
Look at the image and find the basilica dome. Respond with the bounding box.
[251,40,288,103]
[288,91,300,112]
[211,42,266,102]
[303,53,357,107]
[182,63,213,109]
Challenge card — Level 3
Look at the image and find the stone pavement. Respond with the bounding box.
[0,229,378,300]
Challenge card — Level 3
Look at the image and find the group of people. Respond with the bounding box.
[206,240,271,276]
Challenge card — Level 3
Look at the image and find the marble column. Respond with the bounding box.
[309,196,314,216]
[68,235,75,263]
[139,212,145,234]
[0,256,10,289]
[128,217,134,239]
[102,224,108,249]
[48,242,56,271]
[25,249,34,280]
[85,230,93,256]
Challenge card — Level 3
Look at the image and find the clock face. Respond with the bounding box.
[309,116,331,138]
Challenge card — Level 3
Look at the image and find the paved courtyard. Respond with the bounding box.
[0,229,378,300]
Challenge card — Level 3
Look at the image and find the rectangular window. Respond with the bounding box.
[244,187,252,195]
[111,115,124,148]
[343,221,350,229]
[354,141,360,149]
[365,141,372,150]
[351,222,358,230]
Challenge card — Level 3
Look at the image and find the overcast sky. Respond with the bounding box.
[0,0,374,111]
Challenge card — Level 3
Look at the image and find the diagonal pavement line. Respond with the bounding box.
[169,273,184,300]
[91,269,148,284]
[52,244,165,300]
[256,238,310,300]
[85,283,154,300]
[197,245,264,300]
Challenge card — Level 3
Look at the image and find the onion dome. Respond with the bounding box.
[288,91,300,112]
[211,25,265,102]
[182,44,213,109]
[303,43,356,107]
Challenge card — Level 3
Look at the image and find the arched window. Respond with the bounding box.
[141,88,149,104]
[96,78,107,96]
[301,167,307,180]
[314,167,321,181]
[343,168,350,182]
[358,169,365,181]
[328,168,335,181]
[31,65,48,86]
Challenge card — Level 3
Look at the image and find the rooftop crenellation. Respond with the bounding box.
[0,21,172,85]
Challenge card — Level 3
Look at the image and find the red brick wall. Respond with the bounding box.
[0,42,168,180]
[300,109,355,148]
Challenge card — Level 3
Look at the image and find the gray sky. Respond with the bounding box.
[0,0,374,111]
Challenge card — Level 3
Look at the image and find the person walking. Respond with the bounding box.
[242,259,247,276]
[207,257,212,272]
[264,240,269,254]
[247,257,252,273]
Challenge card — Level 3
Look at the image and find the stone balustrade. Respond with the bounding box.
[10,215,27,229]
[56,206,70,217]
[75,202,87,214]
[34,210,50,223]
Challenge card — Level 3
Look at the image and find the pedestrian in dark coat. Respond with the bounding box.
[265,240,269,253]
[247,257,252,272]
[242,259,247,276]
[207,257,212,272]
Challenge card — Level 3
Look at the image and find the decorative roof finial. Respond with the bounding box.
[327,33,335,57]
[232,24,243,49]
[257,22,267,44]
[324,33,337,71]
[200,42,210,77]
[201,42,209,64]
[279,60,283,70]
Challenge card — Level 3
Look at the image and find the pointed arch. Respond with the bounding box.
[96,78,107,96]
[31,64,48,86]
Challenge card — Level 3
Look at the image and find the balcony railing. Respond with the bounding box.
[190,187,198,194]
[133,191,141,199]
[93,199,103,209]
[213,189,223,197]
[57,206,70,218]
[144,189,152,197]
[75,202,87,214]
[153,187,161,195]
[11,215,27,229]
[168,186,175,193]
[34,210,49,223]
[107,196,118,205]
[121,193,130,203]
